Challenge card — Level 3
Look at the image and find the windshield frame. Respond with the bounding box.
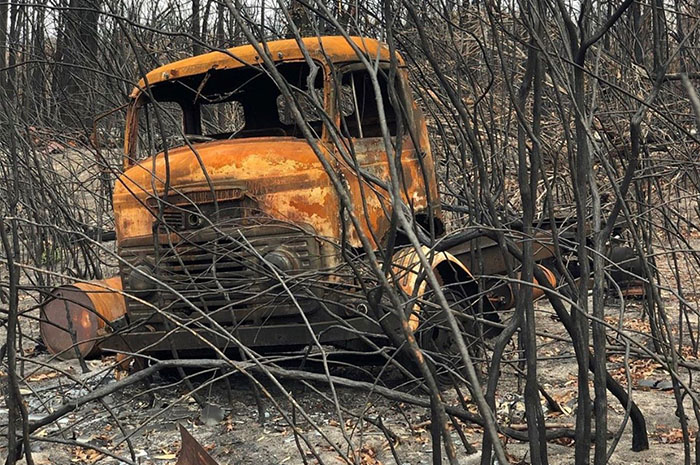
[123,59,332,168]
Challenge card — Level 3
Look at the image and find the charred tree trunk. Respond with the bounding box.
[288,0,314,38]
[53,0,100,127]
[192,0,202,55]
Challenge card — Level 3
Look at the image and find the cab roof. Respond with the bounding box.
[130,36,400,98]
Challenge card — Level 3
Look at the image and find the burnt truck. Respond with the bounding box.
[41,36,569,362]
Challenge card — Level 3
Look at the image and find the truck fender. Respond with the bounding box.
[391,246,473,332]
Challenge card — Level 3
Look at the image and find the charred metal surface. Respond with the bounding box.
[176,425,220,465]
[118,221,327,327]
[444,232,557,277]
[486,265,558,311]
[108,36,440,352]
[102,316,381,353]
[607,246,647,298]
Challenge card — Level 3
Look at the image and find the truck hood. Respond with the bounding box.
[115,137,328,199]
[113,137,339,242]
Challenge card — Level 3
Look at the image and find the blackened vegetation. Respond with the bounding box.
[1,1,700,465]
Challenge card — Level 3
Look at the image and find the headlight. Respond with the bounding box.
[263,249,297,273]
[186,212,203,229]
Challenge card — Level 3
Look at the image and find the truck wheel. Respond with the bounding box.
[407,287,485,387]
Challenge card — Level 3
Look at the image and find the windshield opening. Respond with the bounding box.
[129,61,325,162]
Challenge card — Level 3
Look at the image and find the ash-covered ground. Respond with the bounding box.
[1,295,694,465]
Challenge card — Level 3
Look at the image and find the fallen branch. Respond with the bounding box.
[509,423,574,431]
[25,357,585,445]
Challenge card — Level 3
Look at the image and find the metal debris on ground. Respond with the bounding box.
[176,424,220,465]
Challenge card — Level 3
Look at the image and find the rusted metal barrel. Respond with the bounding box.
[488,264,558,310]
[531,265,557,300]
[40,276,126,359]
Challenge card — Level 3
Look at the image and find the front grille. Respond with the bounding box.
[120,223,322,325]
[161,210,184,230]
[151,197,260,232]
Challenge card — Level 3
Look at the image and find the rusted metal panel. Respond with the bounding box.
[338,135,438,248]
[40,276,126,359]
[176,425,220,465]
[113,139,342,246]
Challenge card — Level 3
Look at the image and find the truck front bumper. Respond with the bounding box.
[99,315,382,355]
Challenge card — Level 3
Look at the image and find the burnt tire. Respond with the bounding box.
[606,246,646,297]
[400,288,494,387]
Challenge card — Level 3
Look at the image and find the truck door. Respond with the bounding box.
[335,65,430,249]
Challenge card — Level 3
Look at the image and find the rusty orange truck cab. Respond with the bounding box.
[40,37,592,361]
[102,36,450,353]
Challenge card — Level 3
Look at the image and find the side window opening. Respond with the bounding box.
[277,87,324,137]
[339,70,398,138]
[135,100,185,161]
[201,100,245,137]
